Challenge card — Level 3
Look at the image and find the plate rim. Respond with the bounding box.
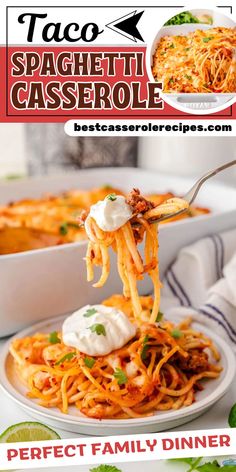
[0,313,235,429]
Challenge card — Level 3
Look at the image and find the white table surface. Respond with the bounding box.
[0,337,235,472]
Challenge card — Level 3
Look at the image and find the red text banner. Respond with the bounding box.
[1,46,234,122]
[0,428,235,470]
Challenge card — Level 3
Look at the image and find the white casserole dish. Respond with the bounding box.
[148,23,236,113]
[0,167,236,337]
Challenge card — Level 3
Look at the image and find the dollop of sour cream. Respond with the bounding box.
[62,304,137,356]
[88,194,133,232]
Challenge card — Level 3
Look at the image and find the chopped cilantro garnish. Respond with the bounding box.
[171,329,183,339]
[114,368,128,385]
[168,43,175,48]
[141,334,150,361]
[185,74,192,80]
[48,331,60,344]
[55,352,76,365]
[169,77,174,84]
[156,311,164,322]
[88,323,106,336]
[59,222,68,235]
[106,193,117,201]
[84,357,95,369]
[59,221,81,235]
[184,47,190,51]
[90,466,122,472]
[83,308,97,317]
[203,37,213,43]
[164,11,199,26]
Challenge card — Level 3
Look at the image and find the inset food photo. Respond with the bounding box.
[150,8,236,113]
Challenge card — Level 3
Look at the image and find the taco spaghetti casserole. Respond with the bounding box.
[152,27,236,93]
[9,190,220,419]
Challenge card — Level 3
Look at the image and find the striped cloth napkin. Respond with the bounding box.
[161,228,236,353]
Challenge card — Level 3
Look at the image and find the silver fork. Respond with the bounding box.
[144,159,236,224]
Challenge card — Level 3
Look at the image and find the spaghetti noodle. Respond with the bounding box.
[152,27,236,93]
[84,191,189,322]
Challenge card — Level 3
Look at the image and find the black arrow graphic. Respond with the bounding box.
[106,10,144,43]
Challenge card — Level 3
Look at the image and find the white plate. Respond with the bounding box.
[0,314,235,436]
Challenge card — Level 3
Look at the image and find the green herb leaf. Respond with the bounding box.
[168,43,175,48]
[228,402,236,427]
[59,222,68,235]
[171,328,183,339]
[48,331,60,344]
[106,193,117,201]
[114,368,128,386]
[188,457,205,471]
[84,357,95,369]
[59,221,81,235]
[83,308,97,318]
[90,466,122,472]
[184,47,191,51]
[88,323,106,336]
[141,334,150,361]
[203,37,213,43]
[185,74,192,80]
[169,77,174,84]
[214,467,236,471]
[164,11,199,26]
[220,467,236,471]
[156,310,164,322]
[55,352,76,366]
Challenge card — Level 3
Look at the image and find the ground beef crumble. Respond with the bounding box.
[126,188,155,215]
[177,350,209,374]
